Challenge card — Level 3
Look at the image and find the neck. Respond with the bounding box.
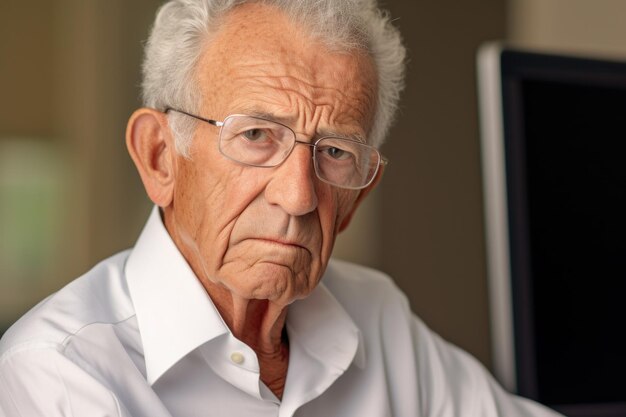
[211,287,291,399]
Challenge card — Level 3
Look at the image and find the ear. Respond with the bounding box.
[337,163,385,233]
[126,108,177,207]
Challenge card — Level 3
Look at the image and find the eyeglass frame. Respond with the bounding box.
[163,107,388,190]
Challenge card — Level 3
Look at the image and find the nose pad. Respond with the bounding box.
[264,144,318,216]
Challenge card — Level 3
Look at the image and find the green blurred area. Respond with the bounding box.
[0,139,67,329]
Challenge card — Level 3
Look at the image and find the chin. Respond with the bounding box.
[231,262,315,302]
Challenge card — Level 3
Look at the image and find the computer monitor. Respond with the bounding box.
[477,43,626,417]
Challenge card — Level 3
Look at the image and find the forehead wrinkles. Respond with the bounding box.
[196,3,377,135]
[204,48,377,136]
[231,67,374,134]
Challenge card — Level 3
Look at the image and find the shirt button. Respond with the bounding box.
[230,352,245,365]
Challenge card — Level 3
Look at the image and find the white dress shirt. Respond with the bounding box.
[0,207,562,417]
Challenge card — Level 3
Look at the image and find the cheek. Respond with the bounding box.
[318,187,359,244]
[205,173,266,242]
[174,158,268,266]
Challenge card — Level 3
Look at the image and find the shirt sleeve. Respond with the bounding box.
[0,345,124,417]
[411,316,564,417]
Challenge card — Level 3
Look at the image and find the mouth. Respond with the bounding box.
[250,237,308,250]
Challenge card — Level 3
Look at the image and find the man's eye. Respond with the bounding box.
[242,128,268,142]
[325,147,351,160]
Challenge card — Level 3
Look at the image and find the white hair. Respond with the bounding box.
[142,0,406,156]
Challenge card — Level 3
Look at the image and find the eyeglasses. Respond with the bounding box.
[165,108,387,190]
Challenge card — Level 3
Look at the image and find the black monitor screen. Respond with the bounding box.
[501,50,626,415]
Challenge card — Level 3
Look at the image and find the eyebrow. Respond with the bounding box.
[237,107,367,144]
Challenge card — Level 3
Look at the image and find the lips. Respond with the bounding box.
[251,237,307,250]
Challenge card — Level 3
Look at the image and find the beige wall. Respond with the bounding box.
[374,0,505,367]
[509,0,626,58]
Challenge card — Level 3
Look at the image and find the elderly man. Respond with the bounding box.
[0,1,563,416]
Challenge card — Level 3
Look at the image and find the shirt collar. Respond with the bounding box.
[287,280,366,371]
[125,206,365,386]
[125,206,229,385]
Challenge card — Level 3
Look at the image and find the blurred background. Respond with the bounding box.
[1,0,626,371]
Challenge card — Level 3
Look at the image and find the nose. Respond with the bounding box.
[264,143,319,216]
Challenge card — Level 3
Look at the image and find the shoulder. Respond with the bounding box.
[322,260,563,417]
[322,260,493,411]
[323,258,410,315]
[0,250,134,358]
[0,250,152,417]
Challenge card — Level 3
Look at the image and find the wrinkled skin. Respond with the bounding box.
[127,2,380,399]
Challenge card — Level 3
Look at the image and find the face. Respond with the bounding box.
[165,3,378,307]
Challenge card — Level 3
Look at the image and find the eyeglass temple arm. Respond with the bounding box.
[163,107,224,127]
